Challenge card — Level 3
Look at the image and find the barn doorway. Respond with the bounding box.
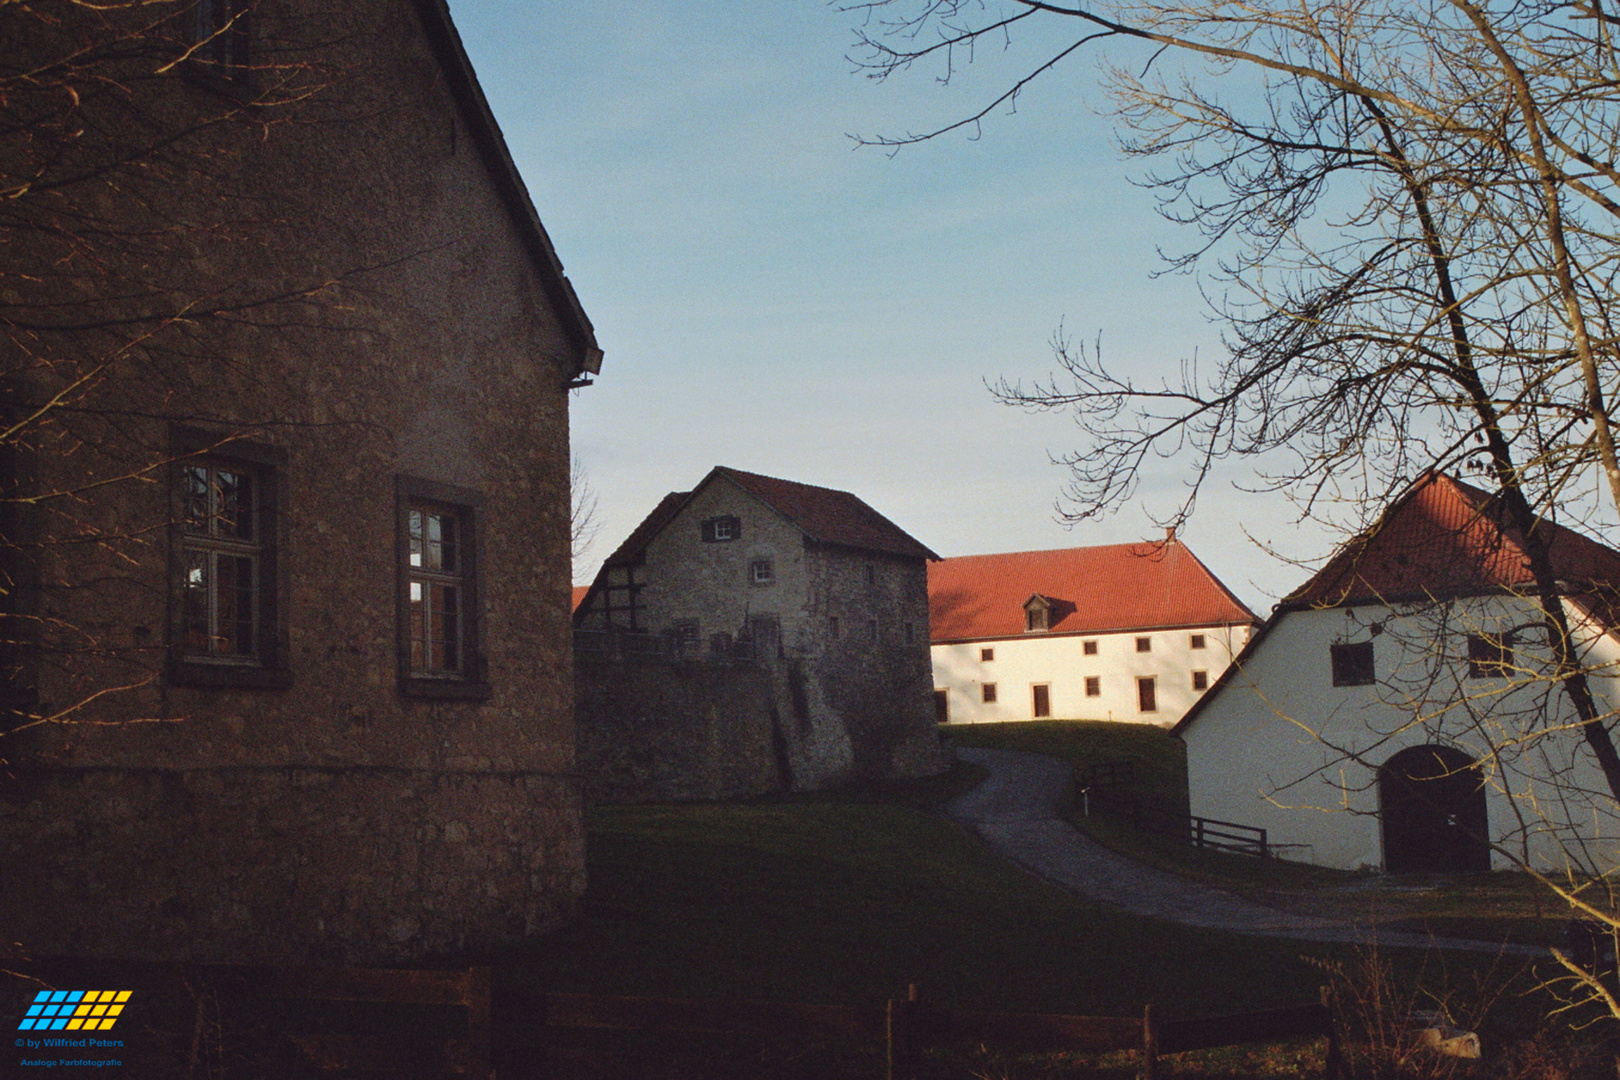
[1378,744,1490,874]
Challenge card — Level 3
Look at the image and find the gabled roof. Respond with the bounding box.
[711,467,939,560]
[1171,471,1620,737]
[929,542,1258,643]
[1281,471,1620,609]
[599,467,938,574]
[412,0,602,377]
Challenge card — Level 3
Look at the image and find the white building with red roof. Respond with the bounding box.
[929,538,1259,726]
[1175,472,1620,872]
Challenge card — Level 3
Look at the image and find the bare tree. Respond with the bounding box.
[844,0,1620,1029]
[570,453,602,568]
[2,1,348,743]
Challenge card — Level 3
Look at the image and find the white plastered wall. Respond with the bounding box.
[932,623,1251,727]
[1182,596,1620,871]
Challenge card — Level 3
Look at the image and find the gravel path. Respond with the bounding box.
[948,746,1543,954]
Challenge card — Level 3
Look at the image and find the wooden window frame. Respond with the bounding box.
[1084,676,1101,697]
[1031,683,1052,719]
[1331,641,1376,687]
[750,558,774,585]
[167,428,290,690]
[981,682,998,704]
[1192,669,1209,691]
[1137,676,1158,713]
[396,476,489,701]
[701,516,741,542]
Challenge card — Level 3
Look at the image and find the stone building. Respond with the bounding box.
[574,467,948,793]
[1,0,599,963]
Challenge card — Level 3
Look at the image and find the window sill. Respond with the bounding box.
[399,677,492,702]
[168,661,293,690]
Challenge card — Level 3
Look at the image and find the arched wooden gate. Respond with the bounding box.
[1378,744,1490,874]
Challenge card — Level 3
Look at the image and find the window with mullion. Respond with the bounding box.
[408,505,465,676]
[180,462,259,660]
[396,475,487,700]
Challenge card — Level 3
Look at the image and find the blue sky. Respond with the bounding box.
[444,1,1330,613]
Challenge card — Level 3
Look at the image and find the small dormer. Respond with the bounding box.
[1024,594,1053,633]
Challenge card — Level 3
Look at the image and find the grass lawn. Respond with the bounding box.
[499,746,1599,1077]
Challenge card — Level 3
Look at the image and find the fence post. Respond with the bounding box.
[1142,1002,1158,1080]
[887,984,919,1080]
[1320,985,1344,1080]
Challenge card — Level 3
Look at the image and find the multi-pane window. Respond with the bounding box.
[750,559,774,585]
[1192,670,1209,691]
[191,0,251,80]
[1084,676,1101,697]
[181,462,258,660]
[407,504,466,676]
[982,683,998,704]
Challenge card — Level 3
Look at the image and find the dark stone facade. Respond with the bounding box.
[1,1,595,963]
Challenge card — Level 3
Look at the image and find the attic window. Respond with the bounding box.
[1331,641,1376,686]
[1082,640,1098,656]
[750,559,774,585]
[1024,595,1051,633]
[1190,634,1207,649]
[701,516,741,542]
[980,647,994,662]
[1135,637,1152,653]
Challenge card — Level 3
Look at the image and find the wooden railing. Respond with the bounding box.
[529,985,1343,1080]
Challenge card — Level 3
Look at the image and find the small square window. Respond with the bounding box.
[750,559,774,585]
[980,647,995,662]
[1082,640,1098,656]
[1135,637,1152,653]
[1190,634,1207,649]
[701,516,741,542]
[982,683,998,704]
[1192,670,1209,691]
[1467,633,1515,678]
[1330,641,1376,686]
[1084,676,1101,697]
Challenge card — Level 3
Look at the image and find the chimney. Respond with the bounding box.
[1165,526,1177,544]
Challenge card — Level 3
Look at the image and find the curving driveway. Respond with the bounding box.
[948,747,1543,953]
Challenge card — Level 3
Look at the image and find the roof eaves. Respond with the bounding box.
[410,0,603,378]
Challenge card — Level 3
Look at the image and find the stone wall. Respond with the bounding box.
[574,653,783,803]
[0,766,581,964]
[2,0,589,964]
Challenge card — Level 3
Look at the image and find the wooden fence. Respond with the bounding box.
[533,984,1344,1080]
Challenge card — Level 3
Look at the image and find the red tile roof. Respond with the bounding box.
[600,467,938,569]
[571,585,590,612]
[713,467,938,560]
[1282,472,1620,608]
[929,542,1258,642]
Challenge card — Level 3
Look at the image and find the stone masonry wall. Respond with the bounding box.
[0,766,581,964]
[574,655,783,803]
